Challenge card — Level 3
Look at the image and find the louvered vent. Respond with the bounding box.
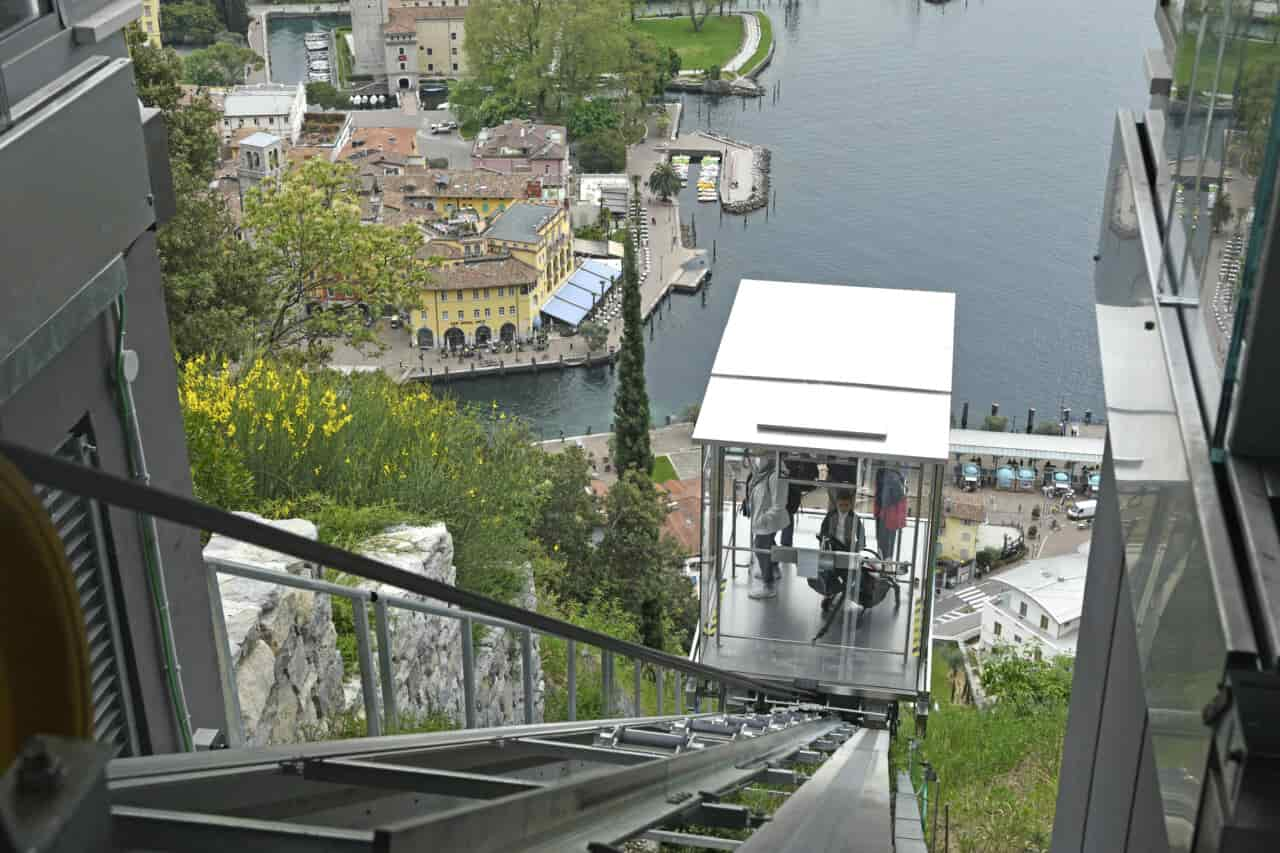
[32,434,139,757]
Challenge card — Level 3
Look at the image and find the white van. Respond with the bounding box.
[1067,499,1097,521]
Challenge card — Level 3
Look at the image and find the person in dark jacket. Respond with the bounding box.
[814,491,864,610]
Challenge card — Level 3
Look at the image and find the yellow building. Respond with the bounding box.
[938,497,986,562]
[407,202,574,349]
[480,202,573,307]
[139,0,162,46]
[408,252,537,349]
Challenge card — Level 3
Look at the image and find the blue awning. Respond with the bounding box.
[1053,471,1070,483]
[1018,468,1036,480]
[541,260,623,327]
[996,467,1015,485]
[1089,473,1101,487]
[542,296,589,326]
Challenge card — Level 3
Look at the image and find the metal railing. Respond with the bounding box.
[0,439,806,748]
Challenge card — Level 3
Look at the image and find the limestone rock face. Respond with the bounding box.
[205,514,344,746]
[205,518,544,744]
[349,525,545,729]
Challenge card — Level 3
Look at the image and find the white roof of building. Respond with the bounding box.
[240,131,281,148]
[694,280,956,462]
[991,548,1089,624]
[949,429,1104,464]
[224,83,300,118]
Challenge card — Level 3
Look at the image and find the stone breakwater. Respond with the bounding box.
[701,132,772,214]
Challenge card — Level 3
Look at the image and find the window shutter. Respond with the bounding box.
[33,434,141,757]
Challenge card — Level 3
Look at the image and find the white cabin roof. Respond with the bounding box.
[694,280,956,462]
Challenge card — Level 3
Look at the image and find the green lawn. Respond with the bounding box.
[890,644,1067,852]
[740,11,773,77]
[650,454,678,483]
[1173,29,1278,94]
[335,27,353,88]
[634,14,744,72]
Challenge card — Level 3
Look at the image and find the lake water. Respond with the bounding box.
[307,1,1159,438]
[267,15,350,84]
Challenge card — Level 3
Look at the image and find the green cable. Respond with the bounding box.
[113,295,194,752]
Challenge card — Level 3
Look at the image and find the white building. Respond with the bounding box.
[980,548,1088,658]
[222,83,307,146]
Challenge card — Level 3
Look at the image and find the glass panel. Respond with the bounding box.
[1164,1,1280,417]
[0,0,49,37]
[1096,115,1228,852]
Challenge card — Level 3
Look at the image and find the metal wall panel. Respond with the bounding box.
[0,55,152,356]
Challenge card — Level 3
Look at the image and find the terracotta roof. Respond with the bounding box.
[661,478,701,555]
[384,5,465,33]
[473,118,567,162]
[383,170,533,200]
[421,256,536,290]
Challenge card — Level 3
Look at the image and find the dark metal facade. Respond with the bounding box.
[0,4,227,754]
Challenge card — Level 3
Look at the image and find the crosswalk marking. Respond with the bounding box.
[934,585,996,625]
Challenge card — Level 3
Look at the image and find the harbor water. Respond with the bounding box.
[445,1,1157,437]
[267,15,350,85]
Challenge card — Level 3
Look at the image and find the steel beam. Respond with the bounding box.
[378,720,838,853]
[299,758,546,799]
[112,806,374,853]
[512,738,655,767]
[642,828,741,850]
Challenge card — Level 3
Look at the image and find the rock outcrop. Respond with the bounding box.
[350,524,544,728]
[205,518,543,745]
[205,514,345,746]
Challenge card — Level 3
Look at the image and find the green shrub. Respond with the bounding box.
[181,358,545,600]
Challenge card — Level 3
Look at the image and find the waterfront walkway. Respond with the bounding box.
[724,12,761,74]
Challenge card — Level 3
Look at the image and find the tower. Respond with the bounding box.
[237,132,285,205]
[351,0,390,77]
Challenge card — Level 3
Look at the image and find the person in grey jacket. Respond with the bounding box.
[745,450,791,599]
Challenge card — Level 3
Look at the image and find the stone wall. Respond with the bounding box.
[205,518,543,746]
[206,514,345,747]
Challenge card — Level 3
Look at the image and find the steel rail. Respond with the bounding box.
[0,439,803,697]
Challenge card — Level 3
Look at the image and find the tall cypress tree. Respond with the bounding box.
[612,216,653,476]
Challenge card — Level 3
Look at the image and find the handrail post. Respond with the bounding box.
[374,597,397,733]
[461,616,477,729]
[204,563,245,747]
[656,668,664,715]
[351,598,381,737]
[567,639,577,721]
[520,630,535,725]
[718,681,727,713]
[602,650,613,716]
[633,659,642,715]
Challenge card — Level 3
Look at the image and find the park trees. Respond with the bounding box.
[241,159,432,363]
[647,162,680,201]
[578,320,610,353]
[611,215,654,476]
[161,2,222,44]
[183,41,263,86]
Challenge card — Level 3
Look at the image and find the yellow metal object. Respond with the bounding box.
[0,454,92,770]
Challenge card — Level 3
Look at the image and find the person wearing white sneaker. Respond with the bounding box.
[743,449,790,599]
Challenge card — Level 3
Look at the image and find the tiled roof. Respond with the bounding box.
[384,5,465,33]
[383,170,533,200]
[422,256,537,290]
[473,118,567,161]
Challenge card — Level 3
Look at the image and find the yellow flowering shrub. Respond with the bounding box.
[180,357,545,597]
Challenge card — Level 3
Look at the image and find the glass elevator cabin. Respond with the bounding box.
[693,280,955,726]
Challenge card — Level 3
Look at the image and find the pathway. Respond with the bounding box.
[724,12,761,75]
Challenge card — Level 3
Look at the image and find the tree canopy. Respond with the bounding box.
[183,41,263,87]
[241,159,433,363]
[161,1,222,44]
[611,216,653,476]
